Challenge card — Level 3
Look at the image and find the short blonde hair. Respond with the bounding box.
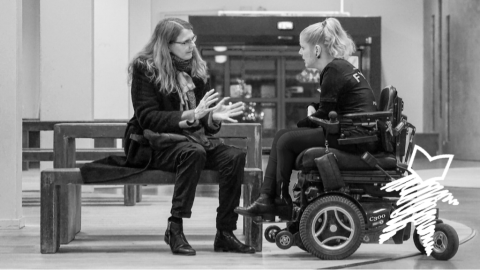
[128,18,208,95]
[300,18,356,59]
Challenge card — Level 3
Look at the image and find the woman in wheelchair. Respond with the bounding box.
[235,18,379,220]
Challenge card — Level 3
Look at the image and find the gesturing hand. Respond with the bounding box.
[194,89,219,120]
[212,97,245,123]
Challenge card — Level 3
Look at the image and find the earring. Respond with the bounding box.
[316,54,321,59]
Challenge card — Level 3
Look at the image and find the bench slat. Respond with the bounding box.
[23,148,125,161]
[41,167,261,186]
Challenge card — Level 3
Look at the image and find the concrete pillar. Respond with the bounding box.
[0,0,25,229]
[21,0,40,120]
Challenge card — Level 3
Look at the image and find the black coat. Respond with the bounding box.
[80,63,220,183]
[124,63,221,167]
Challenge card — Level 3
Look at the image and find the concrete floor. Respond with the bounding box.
[1,156,479,269]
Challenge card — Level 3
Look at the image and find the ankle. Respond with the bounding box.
[218,229,234,235]
[168,216,183,225]
[274,196,292,206]
[259,193,270,199]
[257,193,273,203]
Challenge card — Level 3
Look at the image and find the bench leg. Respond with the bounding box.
[22,130,29,171]
[244,170,263,252]
[75,185,82,235]
[242,185,249,236]
[41,173,60,254]
[124,185,136,206]
[59,185,81,244]
[135,185,142,203]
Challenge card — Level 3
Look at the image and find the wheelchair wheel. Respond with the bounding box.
[431,223,459,261]
[294,232,308,251]
[264,225,281,243]
[275,231,294,250]
[299,195,365,260]
[413,229,426,254]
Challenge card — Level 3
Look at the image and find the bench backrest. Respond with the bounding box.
[53,123,262,169]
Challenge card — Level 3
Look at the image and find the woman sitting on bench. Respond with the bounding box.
[235,18,379,220]
[125,18,254,256]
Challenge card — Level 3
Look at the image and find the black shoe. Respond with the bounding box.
[234,194,275,219]
[164,221,196,256]
[214,230,256,253]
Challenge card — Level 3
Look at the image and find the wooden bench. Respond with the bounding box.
[22,119,142,205]
[40,123,264,254]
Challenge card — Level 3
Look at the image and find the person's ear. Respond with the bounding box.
[315,45,321,59]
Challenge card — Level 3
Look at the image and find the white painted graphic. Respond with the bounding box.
[379,145,459,256]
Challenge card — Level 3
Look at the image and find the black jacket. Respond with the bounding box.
[124,62,220,167]
[297,58,377,128]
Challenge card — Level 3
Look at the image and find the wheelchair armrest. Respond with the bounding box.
[342,111,393,123]
[338,135,378,145]
[308,116,340,134]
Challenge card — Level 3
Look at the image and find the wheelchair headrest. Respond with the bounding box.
[378,86,397,112]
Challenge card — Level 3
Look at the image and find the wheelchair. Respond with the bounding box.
[262,86,459,261]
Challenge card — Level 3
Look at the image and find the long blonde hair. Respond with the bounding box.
[128,18,208,94]
[301,18,356,59]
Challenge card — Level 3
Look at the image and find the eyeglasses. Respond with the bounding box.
[171,35,197,46]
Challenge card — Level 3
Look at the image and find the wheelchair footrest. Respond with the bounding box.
[252,205,293,223]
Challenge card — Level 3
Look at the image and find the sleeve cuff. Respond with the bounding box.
[179,119,199,129]
[208,112,221,130]
[180,110,195,121]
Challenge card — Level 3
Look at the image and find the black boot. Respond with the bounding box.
[234,193,274,219]
[214,230,256,253]
[164,221,196,256]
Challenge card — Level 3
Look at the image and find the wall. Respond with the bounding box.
[424,0,480,159]
[94,0,129,120]
[128,0,152,118]
[20,0,424,131]
[40,0,94,121]
[150,0,424,132]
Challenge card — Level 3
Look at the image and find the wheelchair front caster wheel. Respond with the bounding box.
[276,231,294,250]
[264,225,281,243]
[413,223,459,260]
[431,223,459,261]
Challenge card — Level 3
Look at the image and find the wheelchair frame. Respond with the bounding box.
[262,86,459,261]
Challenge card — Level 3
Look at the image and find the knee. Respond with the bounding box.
[180,143,206,163]
[274,128,290,141]
[276,132,296,151]
[231,148,246,166]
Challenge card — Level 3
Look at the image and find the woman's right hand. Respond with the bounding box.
[194,89,219,120]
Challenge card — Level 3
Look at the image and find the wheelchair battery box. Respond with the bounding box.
[360,201,394,230]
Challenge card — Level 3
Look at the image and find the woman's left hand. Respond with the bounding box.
[212,97,245,122]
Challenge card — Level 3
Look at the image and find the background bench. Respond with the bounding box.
[40,123,263,253]
[22,119,143,205]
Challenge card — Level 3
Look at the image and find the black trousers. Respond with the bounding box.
[261,126,378,198]
[261,127,327,197]
[151,142,246,231]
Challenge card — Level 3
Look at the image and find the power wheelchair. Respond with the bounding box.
[262,86,459,261]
